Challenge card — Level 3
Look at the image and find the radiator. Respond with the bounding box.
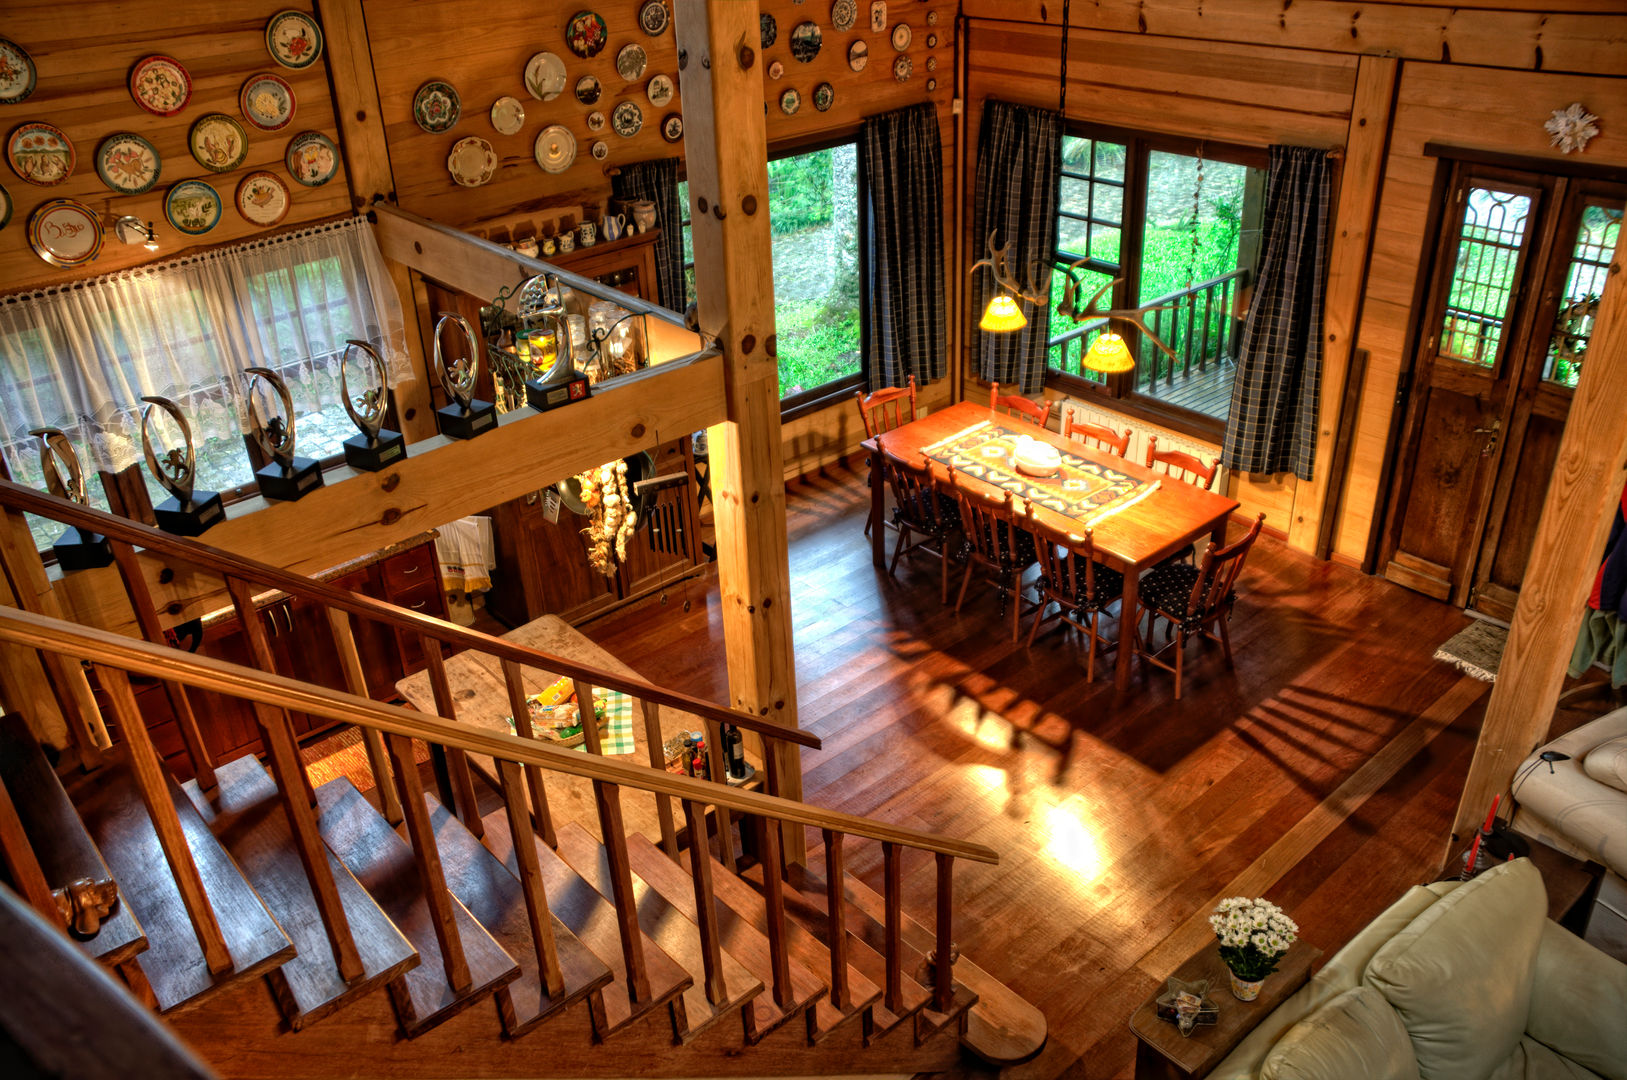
[1055,396,1228,491]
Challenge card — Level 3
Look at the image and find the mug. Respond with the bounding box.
[628,200,658,233]
[541,236,557,257]
[513,237,539,258]
[558,231,575,253]
[577,221,597,247]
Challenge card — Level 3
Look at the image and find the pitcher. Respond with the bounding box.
[602,212,626,242]
[628,199,658,233]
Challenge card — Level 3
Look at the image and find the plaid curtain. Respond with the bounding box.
[972,100,1063,396]
[612,158,685,312]
[1221,145,1331,481]
[861,102,946,391]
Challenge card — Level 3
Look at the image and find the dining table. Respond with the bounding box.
[861,401,1241,691]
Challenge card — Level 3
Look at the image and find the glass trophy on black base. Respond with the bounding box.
[246,367,324,501]
[28,427,114,570]
[141,397,226,536]
[433,312,496,440]
[515,275,591,413]
[339,340,406,471]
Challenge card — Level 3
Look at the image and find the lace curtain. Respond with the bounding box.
[0,216,407,497]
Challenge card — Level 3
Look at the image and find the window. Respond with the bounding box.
[1543,199,1619,388]
[1046,130,1266,433]
[679,140,866,406]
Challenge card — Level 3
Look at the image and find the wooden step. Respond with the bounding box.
[479,807,693,1041]
[314,778,519,1037]
[422,796,612,1037]
[0,714,146,966]
[625,831,832,1045]
[75,755,293,1014]
[554,821,763,1043]
[183,756,418,1030]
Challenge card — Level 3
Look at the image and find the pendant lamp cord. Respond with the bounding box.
[1058,0,1071,115]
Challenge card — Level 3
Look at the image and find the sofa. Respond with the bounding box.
[1210,859,1627,1079]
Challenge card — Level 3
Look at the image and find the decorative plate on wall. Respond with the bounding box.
[413,80,461,133]
[575,74,601,105]
[893,54,912,82]
[189,113,248,172]
[891,23,911,50]
[524,52,567,101]
[586,110,606,132]
[926,56,937,71]
[534,124,576,173]
[240,72,296,131]
[926,33,937,48]
[790,22,822,63]
[646,74,674,108]
[927,9,938,25]
[129,55,191,117]
[96,132,161,194]
[265,10,324,70]
[591,139,608,160]
[760,14,777,49]
[780,88,800,115]
[28,198,101,267]
[285,130,338,186]
[870,0,887,34]
[661,113,682,142]
[611,100,643,137]
[639,0,669,36]
[490,95,525,135]
[616,43,647,82]
[813,82,834,112]
[236,170,290,226]
[565,11,608,58]
[831,0,857,33]
[447,135,498,187]
[926,78,936,91]
[848,40,868,72]
[0,39,38,104]
[165,179,221,236]
[768,60,785,80]
[8,122,74,186]
[0,183,10,230]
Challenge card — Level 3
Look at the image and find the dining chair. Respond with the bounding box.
[947,471,1039,643]
[1134,513,1264,699]
[1062,415,1132,459]
[989,383,1051,428]
[1025,513,1126,681]
[855,376,918,538]
[1145,434,1219,490]
[881,448,960,602]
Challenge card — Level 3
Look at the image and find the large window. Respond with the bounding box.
[1047,130,1266,433]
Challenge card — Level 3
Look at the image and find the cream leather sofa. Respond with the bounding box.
[1210,859,1627,1080]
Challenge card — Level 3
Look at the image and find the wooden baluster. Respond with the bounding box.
[423,636,483,838]
[324,609,402,825]
[681,799,727,1005]
[387,732,471,992]
[933,853,954,1012]
[639,696,678,856]
[882,840,903,1015]
[569,679,600,755]
[822,829,850,1010]
[224,576,363,983]
[701,717,733,871]
[754,814,792,1008]
[1197,287,1215,374]
[108,540,216,791]
[500,660,556,848]
[95,665,231,974]
[0,770,59,923]
[497,758,564,998]
[594,780,651,1002]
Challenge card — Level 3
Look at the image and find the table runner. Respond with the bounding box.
[504,689,637,756]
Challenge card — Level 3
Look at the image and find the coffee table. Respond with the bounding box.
[1129,939,1321,1080]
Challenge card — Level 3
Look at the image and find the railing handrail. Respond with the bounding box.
[0,478,818,752]
[0,604,996,864]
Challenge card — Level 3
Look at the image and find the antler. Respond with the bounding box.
[1057,256,1180,363]
[968,230,1050,306]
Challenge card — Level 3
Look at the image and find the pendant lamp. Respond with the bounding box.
[980,294,1028,332]
[1083,332,1135,374]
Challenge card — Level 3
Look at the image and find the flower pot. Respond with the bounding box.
[1228,968,1264,1001]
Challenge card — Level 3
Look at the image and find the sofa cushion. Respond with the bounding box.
[1583,735,1627,794]
[1260,986,1420,1080]
[1484,1036,1607,1080]
[1525,921,1627,1080]
[1364,859,1546,1080]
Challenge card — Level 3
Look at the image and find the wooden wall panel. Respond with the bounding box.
[0,1,351,294]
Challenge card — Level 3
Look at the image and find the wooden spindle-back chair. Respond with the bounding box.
[1135,513,1265,699]
[880,447,960,602]
[855,376,918,537]
[1025,513,1126,681]
[944,470,1038,642]
[1062,415,1131,459]
[989,383,1050,428]
[1145,434,1219,490]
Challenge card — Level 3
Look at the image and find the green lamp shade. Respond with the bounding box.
[1084,333,1135,374]
[980,294,1028,332]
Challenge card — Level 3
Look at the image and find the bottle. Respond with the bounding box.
[725,725,747,779]
[681,733,694,776]
[693,739,708,781]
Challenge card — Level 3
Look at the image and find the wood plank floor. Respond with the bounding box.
[580,457,1500,1080]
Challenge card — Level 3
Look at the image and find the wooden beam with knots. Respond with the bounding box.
[1057,257,1180,363]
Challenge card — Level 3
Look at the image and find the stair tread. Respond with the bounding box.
[555,821,763,1043]
[424,797,612,1037]
[0,714,146,966]
[315,778,519,1037]
[184,756,419,1030]
[76,755,293,1014]
[480,807,693,1040]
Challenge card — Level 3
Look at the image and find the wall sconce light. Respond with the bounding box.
[113,215,159,252]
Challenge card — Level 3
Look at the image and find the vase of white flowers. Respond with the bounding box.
[1209,896,1298,1001]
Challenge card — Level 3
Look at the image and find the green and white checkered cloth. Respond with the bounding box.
[506,689,635,756]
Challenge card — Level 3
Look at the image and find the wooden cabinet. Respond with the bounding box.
[550,228,663,303]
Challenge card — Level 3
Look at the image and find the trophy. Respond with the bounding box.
[433,312,497,440]
[338,340,406,471]
[515,275,590,413]
[28,428,114,570]
[140,397,226,536]
[245,367,324,501]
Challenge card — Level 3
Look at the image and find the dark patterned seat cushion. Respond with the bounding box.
[1140,561,1235,626]
[893,495,961,535]
[1041,560,1125,610]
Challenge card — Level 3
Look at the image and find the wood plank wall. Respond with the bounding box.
[0,1,351,294]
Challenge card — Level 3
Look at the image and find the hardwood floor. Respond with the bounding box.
[581,457,1499,1079]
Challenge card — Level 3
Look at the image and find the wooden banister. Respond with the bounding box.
[681,799,727,1006]
[501,659,556,848]
[594,780,650,1002]
[388,730,471,993]
[326,609,402,824]
[823,830,849,1011]
[496,758,565,999]
[882,841,903,1015]
[934,852,954,1012]
[423,636,483,837]
[755,815,792,1009]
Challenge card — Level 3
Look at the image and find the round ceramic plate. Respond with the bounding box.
[266,9,324,69]
[893,54,912,82]
[891,23,911,50]
[524,51,566,101]
[8,122,75,186]
[236,170,290,226]
[611,101,642,138]
[760,13,777,49]
[590,139,608,160]
[0,38,38,104]
[926,56,937,71]
[0,183,11,231]
[96,132,161,195]
[848,40,868,72]
[661,113,682,142]
[285,130,339,186]
[790,21,822,63]
[616,43,647,82]
[646,74,674,108]
[27,199,101,267]
[586,110,606,132]
[534,124,576,173]
[813,82,834,112]
[927,33,937,48]
[575,74,600,105]
[639,0,669,35]
[870,0,887,32]
[831,0,857,32]
[447,135,497,187]
[240,72,296,131]
[413,80,460,133]
[927,9,938,25]
[780,88,800,115]
[166,179,221,236]
[926,78,936,91]
[189,113,248,173]
[768,60,784,80]
[130,55,191,117]
[565,10,608,58]
[490,95,525,135]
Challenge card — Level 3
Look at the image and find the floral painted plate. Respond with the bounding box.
[760,13,776,49]
[891,22,911,50]
[236,170,290,226]
[893,54,912,82]
[285,130,339,186]
[767,60,784,80]
[8,122,75,186]
[661,113,682,142]
[780,89,800,115]
[533,124,576,174]
[490,95,525,135]
[96,132,161,195]
[0,183,10,231]
[166,179,221,236]
[413,80,461,133]
[524,51,567,101]
[585,110,606,133]
[0,38,38,104]
[790,21,822,63]
[240,72,296,132]
[590,139,608,161]
[447,135,497,187]
[813,82,834,112]
[130,55,191,117]
[616,43,647,82]
[830,0,857,33]
[646,74,674,108]
[611,100,643,138]
[848,40,869,72]
[565,11,608,59]
[575,74,601,105]
[28,199,102,267]
[639,0,669,36]
[266,10,324,70]
[189,114,249,173]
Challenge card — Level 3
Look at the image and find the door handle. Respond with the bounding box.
[1472,416,1501,456]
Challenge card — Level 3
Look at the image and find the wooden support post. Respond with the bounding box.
[675,0,806,863]
[424,635,483,838]
[680,799,728,1006]
[1451,228,1627,844]
[823,829,849,1010]
[325,609,403,824]
[387,731,472,993]
[500,659,556,848]
[497,758,566,999]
